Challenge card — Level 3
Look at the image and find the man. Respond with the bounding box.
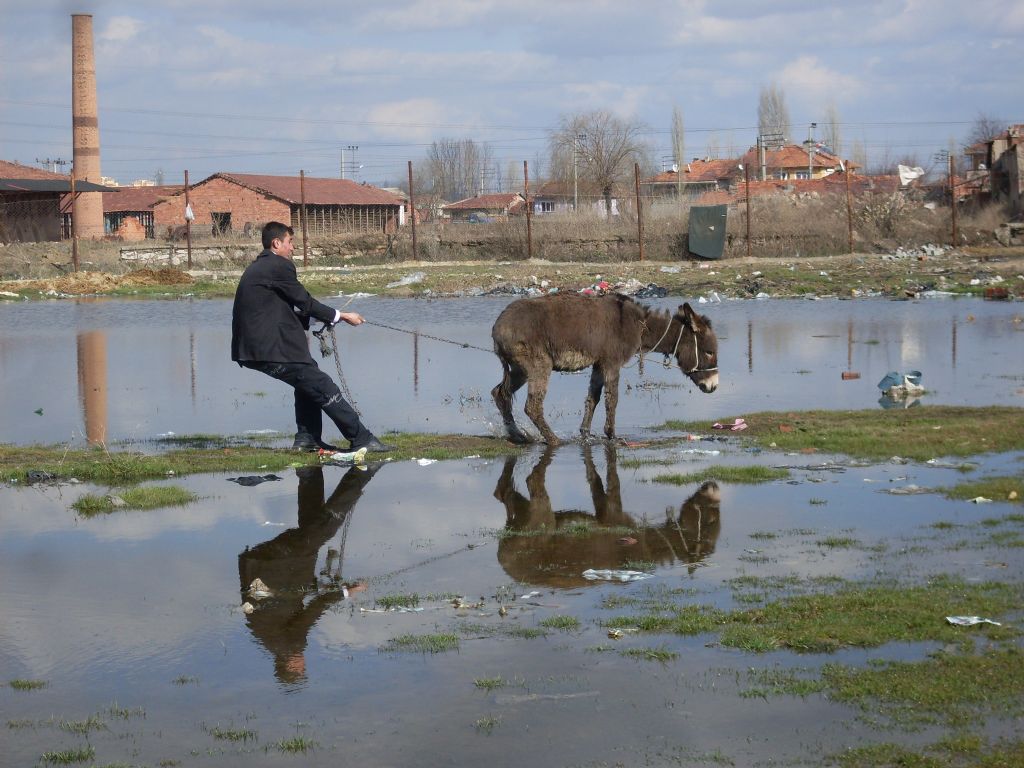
[231,221,393,453]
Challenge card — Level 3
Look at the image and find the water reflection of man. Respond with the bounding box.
[238,464,377,685]
[494,447,721,586]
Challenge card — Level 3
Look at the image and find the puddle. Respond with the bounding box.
[3,442,1022,765]
[0,296,1021,445]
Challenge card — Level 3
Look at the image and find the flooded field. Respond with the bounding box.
[2,295,1023,766]
[0,295,1022,446]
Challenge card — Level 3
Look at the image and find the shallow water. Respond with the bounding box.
[2,441,1022,766]
[2,294,1023,765]
[0,295,1021,445]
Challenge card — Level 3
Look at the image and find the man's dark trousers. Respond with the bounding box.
[241,361,371,449]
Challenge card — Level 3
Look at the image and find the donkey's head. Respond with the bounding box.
[674,303,718,393]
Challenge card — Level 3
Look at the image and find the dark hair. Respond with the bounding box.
[262,221,294,249]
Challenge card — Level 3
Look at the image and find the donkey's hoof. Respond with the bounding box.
[507,428,533,445]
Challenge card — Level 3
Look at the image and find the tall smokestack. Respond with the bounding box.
[71,14,104,239]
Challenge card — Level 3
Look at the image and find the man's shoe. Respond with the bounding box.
[353,436,395,453]
[292,436,319,452]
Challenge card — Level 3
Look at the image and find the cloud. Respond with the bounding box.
[776,56,864,109]
[358,0,499,31]
[99,15,142,42]
[365,98,452,141]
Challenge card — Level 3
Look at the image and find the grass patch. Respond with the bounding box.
[274,736,317,754]
[473,677,506,691]
[651,465,789,485]
[171,675,199,686]
[943,476,1023,503]
[474,715,501,734]
[619,645,679,662]
[749,531,778,540]
[2,433,522,485]
[384,633,459,653]
[538,615,581,632]
[741,668,826,698]
[377,593,420,610]
[8,679,48,690]
[73,485,197,516]
[660,406,1024,460]
[817,536,861,549]
[823,647,1024,727]
[208,725,258,742]
[59,716,107,735]
[40,746,95,764]
[831,738,1024,768]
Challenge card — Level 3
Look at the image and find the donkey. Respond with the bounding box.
[491,292,718,445]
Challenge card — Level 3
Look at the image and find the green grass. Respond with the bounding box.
[377,593,420,610]
[660,406,1024,460]
[651,465,790,485]
[823,647,1024,727]
[208,725,258,742]
[40,746,95,764]
[58,716,107,735]
[171,675,199,685]
[383,633,460,653]
[619,645,679,662]
[943,476,1023,503]
[830,738,1024,768]
[538,615,581,631]
[817,536,861,549]
[8,679,48,690]
[474,715,501,734]
[73,485,198,516]
[473,677,506,691]
[2,434,522,485]
[273,736,317,754]
[741,668,826,699]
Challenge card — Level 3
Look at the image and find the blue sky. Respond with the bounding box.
[1,0,1020,187]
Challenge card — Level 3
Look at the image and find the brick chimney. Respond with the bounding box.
[71,14,104,239]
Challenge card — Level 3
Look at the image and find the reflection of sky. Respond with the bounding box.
[0,296,1021,445]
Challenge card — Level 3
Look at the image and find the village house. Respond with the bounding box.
[60,185,182,241]
[152,173,403,238]
[963,124,1024,215]
[442,192,526,222]
[641,159,742,200]
[0,160,109,243]
[530,181,622,216]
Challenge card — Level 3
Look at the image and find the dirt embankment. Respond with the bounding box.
[0,267,194,296]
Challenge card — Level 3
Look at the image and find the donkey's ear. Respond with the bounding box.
[679,302,699,328]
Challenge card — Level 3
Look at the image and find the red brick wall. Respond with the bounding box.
[152,177,289,236]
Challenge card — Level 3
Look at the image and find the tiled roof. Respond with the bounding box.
[695,174,902,205]
[534,180,618,198]
[0,159,68,180]
[59,184,183,214]
[444,193,525,211]
[164,173,402,207]
[738,144,841,171]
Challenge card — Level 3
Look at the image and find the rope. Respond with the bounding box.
[363,319,493,353]
[313,324,361,417]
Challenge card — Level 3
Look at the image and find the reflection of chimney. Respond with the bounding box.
[77,331,108,445]
[72,14,104,239]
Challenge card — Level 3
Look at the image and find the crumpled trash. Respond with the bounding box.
[323,447,367,464]
[26,470,56,484]
[582,569,653,583]
[877,370,924,399]
[227,474,282,486]
[415,458,437,466]
[241,602,255,615]
[519,590,541,600]
[659,266,681,274]
[247,578,272,600]
[969,496,993,504]
[386,271,426,288]
[946,616,1001,627]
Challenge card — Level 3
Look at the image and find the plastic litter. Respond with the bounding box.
[323,447,367,464]
[241,602,254,615]
[519,590,541,600]
[415,458,437,466]
[582,569,653,583]
[247,578,272,600]
[679,449,721,456]
[877,370,924,400]
[386,271,426,288]
[712,418,747,431]
[969,496,993,504]
[946,616,1001,627]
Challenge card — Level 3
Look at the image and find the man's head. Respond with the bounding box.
[262,221,295,258]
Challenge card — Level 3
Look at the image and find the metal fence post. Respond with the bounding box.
[634,162,644,261]
[299,169,309,266]
[184,169,192,268]
[524,160,532,259]
[407,161,418,260]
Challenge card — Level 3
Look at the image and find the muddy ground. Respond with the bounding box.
[1,243,1023,300]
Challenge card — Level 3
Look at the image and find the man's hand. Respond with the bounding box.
[335,311,364,326]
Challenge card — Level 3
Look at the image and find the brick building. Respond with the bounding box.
[152,173,403,238]
[60,185,183,240]
[0,160,108,243]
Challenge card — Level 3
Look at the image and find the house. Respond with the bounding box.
[0,160,109,243]
[641,159,742,199]
[688,172,901,206]
[152,173,403,237]
[60,185,183,240]
[963,125,1024,214]
[738,143,845,181]
[443,192,526,222]
[530,181,622,216]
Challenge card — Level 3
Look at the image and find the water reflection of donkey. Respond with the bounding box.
[491,293,719,445]
[494,446,721,587]
[238,464,377,686]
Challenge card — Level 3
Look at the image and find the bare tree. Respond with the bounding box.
[704,132,721,159]
[549,110,650,214]
[821,102,842,156]
[758,83,791,142]
[154,168,165,186]
[425,139,494,201]
[850,138,867,173]
[966,112,1005,147]
[670,105,685,195]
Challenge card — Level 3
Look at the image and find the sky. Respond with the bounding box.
[0,0,1021,189]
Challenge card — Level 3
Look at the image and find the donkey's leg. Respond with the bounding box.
[580,365,605,439]
[491,359,531,443]
[524,367,559,446]
[602,367,621,439]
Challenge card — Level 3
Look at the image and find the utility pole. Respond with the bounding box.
[524,160,533,259]
[37,157,69,174]
[634,162,644,261]
[341,145,358,181]
[407,161,418,260]
[573,133,586,211]
[184,169,192,268]
[299,169,309,266]
[744,162,751,259]
[70,166,78,272]
[807,122,817,179]
[949,154,958,246]
[757,132,783,180]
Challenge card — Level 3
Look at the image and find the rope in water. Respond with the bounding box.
[362,319,493,353]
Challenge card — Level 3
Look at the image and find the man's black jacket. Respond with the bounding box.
[231,249,336,364]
